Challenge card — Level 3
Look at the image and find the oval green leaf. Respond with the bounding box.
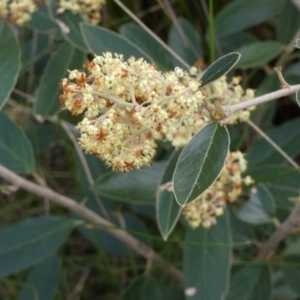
[168,18,203,69]
[226,265,271,300]
[0,216,74,278]
[17,255,61,300]
[184,209,231,300]
[156,150,182,241]
[0,21,21,110]
[237,184,275,225]
[34,43,85,116]
[120,23,171,71]
[93,162,166,204]
[173,122,229,206]
[235,42,283,68]
[80,23,153,61]
[200,53,240,87]
[215,0,285,37]
[0,112,35,174]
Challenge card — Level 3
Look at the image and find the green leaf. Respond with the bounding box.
[200,53,240,87]
[80,23,153,61]
[93,162,166,204]
[215,0,285,37]
[156,150,182,241]
[0,216,74,278]
[79,213,151,257]
[235,42,283,68]
[27,123,65,154]
[27,5,58,33]
[0,21,21,110]
[276,1,300,45]
[184,209,231,300]
[121,277,162,300]
[296,90,300,108]
[168,18,203,68]
[17,255,61,300]
[34,43,85,116]
[120,23,171,71]
[48,0,89,52]
[226,265,271,300]
[246,118,300,167]
[219,32,258,54]
[20,34,50,76]
[0,112,35,174]
[281,256,300,296]
[228,206,254,245]
[173,122,229,206]
[247,166,300,213]
[237,184,275,224]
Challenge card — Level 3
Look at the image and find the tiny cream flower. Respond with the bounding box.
[60,53,255,172]
[57,0,106,24]
[0,0,36,24]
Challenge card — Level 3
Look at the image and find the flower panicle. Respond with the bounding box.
[59,52,255,172]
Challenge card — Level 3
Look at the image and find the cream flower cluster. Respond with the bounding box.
[0,0,36,25]
[57,0,105,24]
[60,53,205,171]
[60,53,254,171]
[182,151,254,229]
[168,71,255,147]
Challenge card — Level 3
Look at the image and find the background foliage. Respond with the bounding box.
[1,0,300,299]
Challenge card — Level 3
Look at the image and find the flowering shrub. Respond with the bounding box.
[0,1,300,299]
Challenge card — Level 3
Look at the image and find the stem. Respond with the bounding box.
[0,164,183,284]
[60,121,111,221]
[113,0,190,70]
[256,203,300,260]
[92,91,134,108]
[222,84,300,114]
[247,120,300,169]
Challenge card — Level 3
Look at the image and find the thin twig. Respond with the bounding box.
[163,0,200,59]
[247,120,300,169]
[60,121,111,221]
[222,84,300,114]
[256,203,300,260]
[0,164,183,283]
[113,0,190,69]
[32,172,50,215]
